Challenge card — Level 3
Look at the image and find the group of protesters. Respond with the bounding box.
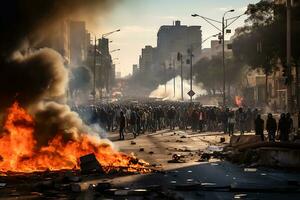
[254,112,293,142]
[71,101,295,142]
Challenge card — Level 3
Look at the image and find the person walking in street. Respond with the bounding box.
[119,111,126,140]
[237,108,246,135]
[278,113,287,142]
[254,114,264,141]
[228,112,236,136]
[266,113,277,142]
[285,113,293,142]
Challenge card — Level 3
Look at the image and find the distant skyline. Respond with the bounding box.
[89,0,259,77]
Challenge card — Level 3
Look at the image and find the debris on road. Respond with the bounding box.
[79,153,103,174]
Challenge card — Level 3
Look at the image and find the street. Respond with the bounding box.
[1,0,300,199]
[74,129,300,200]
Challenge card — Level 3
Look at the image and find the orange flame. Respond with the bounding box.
[235,96,244,107]
[0,102,149,173]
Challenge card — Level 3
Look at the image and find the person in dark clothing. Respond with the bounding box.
[191,109,199,132]
[278,113,287,142]
[130,110,137,138]
[266,113,277,142]
[222,108,229,134]
[119,111,126,140]
[285,113,293,142]
[254,114,264,141]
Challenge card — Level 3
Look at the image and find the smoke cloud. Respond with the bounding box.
[0,0,119,146]
[0,0,119,56]
[0,48,68,110]
[149,76,207,101]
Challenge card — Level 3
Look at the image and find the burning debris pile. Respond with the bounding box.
[0,101,150,174]
[0,0,150,174]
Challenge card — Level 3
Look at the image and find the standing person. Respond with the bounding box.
[266,113,277,142]
[237,108,246,135]
[245,108,253,132]
[254,114,264,141]
[191,108,199,132]
[222,108,229,134]
[130,109,137,138]
[198,108,204,132]
[228,112,236,136]
[278,113,287,142]
[285,113,293,141]
[119,111,126,140]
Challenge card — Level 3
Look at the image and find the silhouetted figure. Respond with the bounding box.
[278,113,287,142]
[228,112,235,136]
[254,114,264,141]
[285,113,293,141]
[237,108,246,135]
[119,111,125,140]
[266,113,277,142]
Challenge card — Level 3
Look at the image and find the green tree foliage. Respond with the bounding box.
[193,54,243,95]
[232,0,300,71]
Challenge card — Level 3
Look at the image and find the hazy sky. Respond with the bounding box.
[92,0,259,77]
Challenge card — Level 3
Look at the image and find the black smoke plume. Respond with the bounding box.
[0,0,118,145]
[0,0,117,57]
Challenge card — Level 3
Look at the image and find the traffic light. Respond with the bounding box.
[177,52,182,61]
[218,34,222,44]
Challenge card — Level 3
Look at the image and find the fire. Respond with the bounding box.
[0,102,149,174]
[235,96,244,107]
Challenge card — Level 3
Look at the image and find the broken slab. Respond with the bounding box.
[79,153,103,174]
[258,147,300,168]
[230,135,262,148]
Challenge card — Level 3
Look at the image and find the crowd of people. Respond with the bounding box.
[71,101,296,142]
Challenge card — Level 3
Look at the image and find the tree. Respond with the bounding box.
[231,1,300,104]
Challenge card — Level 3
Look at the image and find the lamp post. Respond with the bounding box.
[100,29,121,100]
[177,34,219,102]
[286,0,293,113]
[177,53,184,101]
[192,10,241,107]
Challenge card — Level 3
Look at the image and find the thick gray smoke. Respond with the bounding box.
[0,0,118,56]
[0,48,68,110]
[0,0,118,146]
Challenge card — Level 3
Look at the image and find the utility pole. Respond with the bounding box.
[189,47,193,102]
[287,0,293,113]
[163,63,167,94]
[173,59,176,98]
[93,36,97,103]
[192,10,239,107]
[222,15,226,108]
[178,53,184,101]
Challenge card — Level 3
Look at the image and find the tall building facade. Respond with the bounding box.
[139,46,157,71]
[157,20,202,68]
[69,21,89,66]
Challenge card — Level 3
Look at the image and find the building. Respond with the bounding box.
[116,72,122,79]
[69,21,89,66]
[198,40,232,60]
[139,46,156,71]
[273,0,300,5]
[132,64,139,75]
[157,20,202,68]
[98,37,113,93]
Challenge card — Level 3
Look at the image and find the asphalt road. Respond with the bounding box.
[99,129,300,200]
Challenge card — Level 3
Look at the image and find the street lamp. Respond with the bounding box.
[102,29,121,38]
[192,9,242,108]
[110,49,121,53]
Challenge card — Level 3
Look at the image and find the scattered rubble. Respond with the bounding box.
[79,153,103,174]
